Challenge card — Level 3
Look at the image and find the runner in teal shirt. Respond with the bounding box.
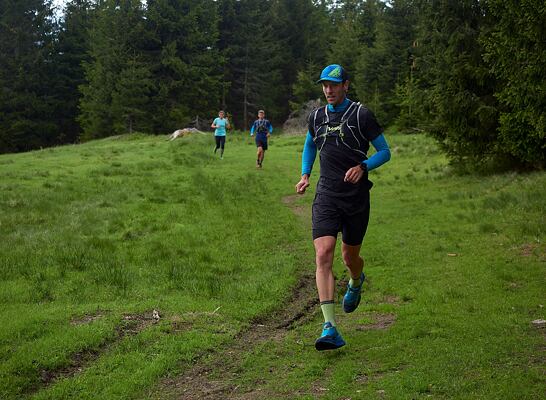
[211,110,230,159]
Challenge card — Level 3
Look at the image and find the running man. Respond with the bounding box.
[250,109,272,168]
[294,64,391,351]
[211,110,230,159]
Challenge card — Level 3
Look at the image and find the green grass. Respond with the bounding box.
[207,132,545,399]
[1,130,544,399]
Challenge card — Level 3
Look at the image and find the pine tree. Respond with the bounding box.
[112,56,154,134]
[79,0,153,139]
[54,0,93,143]
[354,0,416,124]
[218,0,282,129]
[268,0,330,119]
[393,68,423,132]
[327,0,370,95]
[146,0,222,133]
[482,0,546,167]
[414,0,499,164]
[0,0,59,153]
[217,0,238,111]
[290,61,324,113]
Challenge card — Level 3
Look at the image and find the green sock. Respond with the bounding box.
[349,275,362,288]
[320,300,336,326]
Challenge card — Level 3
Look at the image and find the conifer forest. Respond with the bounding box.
[1,0,544,168]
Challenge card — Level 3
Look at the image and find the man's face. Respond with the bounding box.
[219,111,225,118]
[258,111,265,119]
[322,81,349,105]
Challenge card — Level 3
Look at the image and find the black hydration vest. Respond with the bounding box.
[309,101,372,157]
[308,101,381,197]
[255,119,269,134]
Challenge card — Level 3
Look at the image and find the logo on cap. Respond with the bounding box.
[328,66,342,78]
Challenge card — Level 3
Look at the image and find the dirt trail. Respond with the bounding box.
[155,271,318,399]
[150,195,317,399]
[34,194,397,399]
[35,311,160,393]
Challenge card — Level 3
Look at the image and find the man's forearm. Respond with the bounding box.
[302,131,317,175]
[364,134,391,171]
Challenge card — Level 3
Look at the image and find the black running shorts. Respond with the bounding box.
[312,192,370,246]
[255,134,268,150]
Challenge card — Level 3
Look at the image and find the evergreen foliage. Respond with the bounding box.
[217,0,281,129]
[355,0,416,125]
[290,61,324,113]
[53,0,93,143]
[482,0,546,167]
[413,0,500,165]
[112,56,154,134]
[0,0,59,153]
[79,0,151,139]
[269,0,330,120]
[328,0,374,98]
[146,0,222,133]
[0,0,543,169]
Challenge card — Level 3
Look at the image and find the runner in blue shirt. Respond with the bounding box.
[295,64,391,351]
[250,109,272,168]
[211,110,230,159]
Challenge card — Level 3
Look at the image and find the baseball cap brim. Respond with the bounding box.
[316,76,344,83]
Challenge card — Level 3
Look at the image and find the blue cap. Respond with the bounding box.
[317,64,348,83]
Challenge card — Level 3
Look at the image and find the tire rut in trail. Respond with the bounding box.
[30,311,160,395]
[152,196,317,399]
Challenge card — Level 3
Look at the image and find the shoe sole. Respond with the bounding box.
[342,295,361,313]
[315,339,346,351]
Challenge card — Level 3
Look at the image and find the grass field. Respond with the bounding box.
[0,131,544,399]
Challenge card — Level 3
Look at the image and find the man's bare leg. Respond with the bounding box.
[341,242,365,313]
[313,235,346,350]
[256,147,264,167]
[341,243,364,286]
[314,236,337,323]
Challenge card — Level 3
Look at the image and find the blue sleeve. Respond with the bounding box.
[302,131,317,176]
[363,134,391,171]
[250,122,255,135]
[268,121,273,133]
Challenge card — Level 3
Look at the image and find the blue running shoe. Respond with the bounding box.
[315,322,346,351]
[342,272,365,313]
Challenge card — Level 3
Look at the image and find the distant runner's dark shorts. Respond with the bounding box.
[255,134,268,150]
[312,192,370,246]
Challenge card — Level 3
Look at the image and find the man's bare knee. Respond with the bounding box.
[316,248,333,265]
[315,245,335,268]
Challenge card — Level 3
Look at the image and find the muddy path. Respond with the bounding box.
[148,195,317,399]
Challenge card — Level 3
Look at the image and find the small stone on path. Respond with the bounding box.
[531,319,545,328]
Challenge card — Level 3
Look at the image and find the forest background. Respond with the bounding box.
[0,0,544,169]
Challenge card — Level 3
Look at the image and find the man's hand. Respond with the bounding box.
[295,174,310,194]
[344,164,365,184]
